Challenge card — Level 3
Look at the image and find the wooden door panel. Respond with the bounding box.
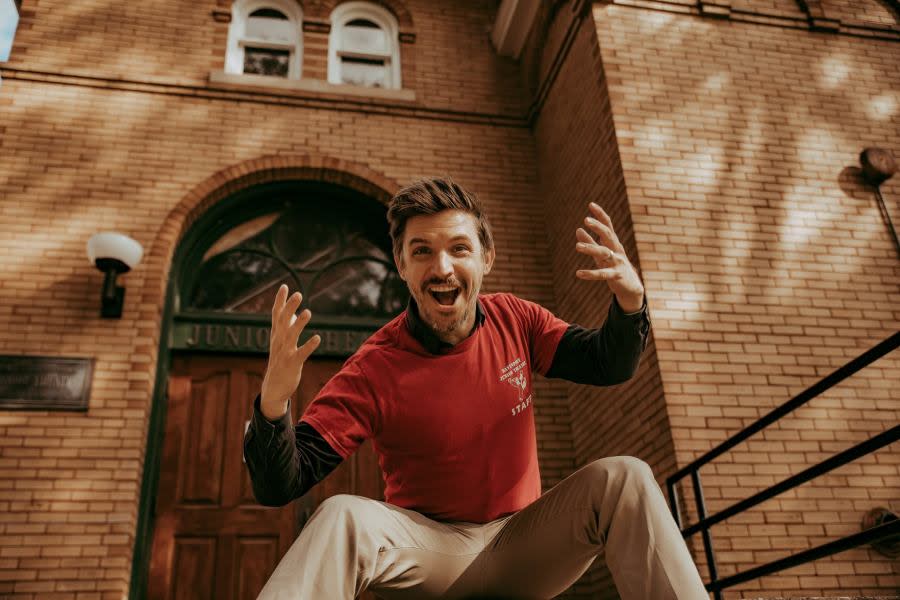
[238,371,264,506]
[150,355,383,600]
[180,370,229,505]
[234,537,279,600]
[147,513,176,600]
[238,448,258,506]
[155,376,190,514]
[171,509,285,534]
[171,536,216,600]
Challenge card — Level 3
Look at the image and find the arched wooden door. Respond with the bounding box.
[147,354,384,600]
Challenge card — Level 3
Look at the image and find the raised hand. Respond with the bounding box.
[259,284,322,420]
[575,202,645,313]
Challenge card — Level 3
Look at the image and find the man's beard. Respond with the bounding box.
[425,303,470,334]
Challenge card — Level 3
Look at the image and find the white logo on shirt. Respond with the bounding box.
[500,358,532,416]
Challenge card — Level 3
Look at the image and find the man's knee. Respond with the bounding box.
[584,456,656,490]
[309,493,375,531]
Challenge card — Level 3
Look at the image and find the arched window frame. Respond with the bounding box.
[226,0,303,79]
[328,2,402,89]
[174,181,407,321]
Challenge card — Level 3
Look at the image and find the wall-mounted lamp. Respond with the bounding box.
[86,232,144,318]
[859,147,898,258]
[862,506,900,558]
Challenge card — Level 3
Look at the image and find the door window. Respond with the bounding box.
[184,194,408,318]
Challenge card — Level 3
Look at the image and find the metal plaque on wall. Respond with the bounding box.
[0,355,94,411]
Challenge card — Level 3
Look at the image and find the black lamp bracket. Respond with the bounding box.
[95,258,131,318]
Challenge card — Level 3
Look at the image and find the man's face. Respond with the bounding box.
[396,210,495,344]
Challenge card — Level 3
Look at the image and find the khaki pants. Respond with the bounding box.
[258,457,708,600]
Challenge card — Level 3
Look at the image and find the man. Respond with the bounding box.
[244,177,707,599]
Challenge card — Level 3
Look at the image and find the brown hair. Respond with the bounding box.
[387,176,494,261]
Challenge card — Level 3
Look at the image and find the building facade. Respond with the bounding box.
[0,0,897,598]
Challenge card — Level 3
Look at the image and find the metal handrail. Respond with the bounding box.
[665,331,900,599]
[681,425,900,538]
[669,332,900,487]
[711,519,900,592]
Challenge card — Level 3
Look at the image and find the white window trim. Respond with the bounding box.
[328,1,401,89]
[208,70,416,103]
[226,0,303,79]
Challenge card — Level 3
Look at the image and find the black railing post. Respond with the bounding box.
[668,480,682,529]
[691,469,721,600]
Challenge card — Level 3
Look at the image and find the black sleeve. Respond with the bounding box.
[242,394,343,507]
[545,297,651,386]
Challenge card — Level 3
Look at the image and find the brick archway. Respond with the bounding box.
[133,153,400,388]
[140,153,400,352]
[127,155,402,599]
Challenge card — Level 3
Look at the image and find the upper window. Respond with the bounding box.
[328,2,401,89]
[226,0,303,79]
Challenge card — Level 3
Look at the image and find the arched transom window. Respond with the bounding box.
[226,0,303,78]
[181,184,408,319]
[328,2,401,89]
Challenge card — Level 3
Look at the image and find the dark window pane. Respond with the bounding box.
[379,272,410,315]
[191,251,290,313]
[271,206,341,268]
[202,213,278,262]
[309,259,406,317]
[343,233,390,263]
[346,18,379,28]
[250,8,288,19]
[340,56,385,66]
[187,192,407,318]
[244,47,289,77]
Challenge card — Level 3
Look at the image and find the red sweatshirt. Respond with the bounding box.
[301,292,568,523]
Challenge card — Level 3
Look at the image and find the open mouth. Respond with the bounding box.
[428,287,461,306]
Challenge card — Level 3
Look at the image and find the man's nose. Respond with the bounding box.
[433,251,453,277]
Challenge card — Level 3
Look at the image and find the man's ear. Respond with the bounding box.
[394,249,407,281]
[483,246,496,275]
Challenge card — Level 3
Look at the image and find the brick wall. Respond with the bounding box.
[7,0,526,117]
[524,3,681,596]
[0,0,580,597]
[591,1,900,597]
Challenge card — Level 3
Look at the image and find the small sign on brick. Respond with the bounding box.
[0,355,94,411]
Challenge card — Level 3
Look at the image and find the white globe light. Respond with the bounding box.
[87,232,144,270]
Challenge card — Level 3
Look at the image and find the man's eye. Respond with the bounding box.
[412,247,429,255]
[454,246,471,254]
